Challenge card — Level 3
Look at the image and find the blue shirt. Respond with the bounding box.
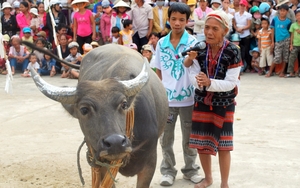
[271,16,291,42]
[153,30,198,107]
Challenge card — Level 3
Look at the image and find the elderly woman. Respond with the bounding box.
[184,10,242,188]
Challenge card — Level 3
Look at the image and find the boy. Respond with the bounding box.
[249,47,262,74]
[257,17,274,74]
[285,9,300,77]
[118,19,133,46]
[22,27,33,53]
[61,42,82,78]
[21,54,40,77]
[266,4,291,77]
[152,2,201,186]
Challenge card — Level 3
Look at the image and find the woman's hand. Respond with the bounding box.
[196,72,211,88]
[92,33,96,41]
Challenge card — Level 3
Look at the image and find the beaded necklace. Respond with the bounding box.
[205,40,227,79]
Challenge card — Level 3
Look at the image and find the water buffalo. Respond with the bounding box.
[26,43,168,187]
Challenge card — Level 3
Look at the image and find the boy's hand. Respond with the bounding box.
[290,45,293,51]
[77,56,82,61]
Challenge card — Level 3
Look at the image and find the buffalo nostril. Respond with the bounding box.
[103,139,111,148]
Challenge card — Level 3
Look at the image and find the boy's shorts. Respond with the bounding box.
[274,38,290,64]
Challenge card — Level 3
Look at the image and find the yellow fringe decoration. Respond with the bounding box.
[91,108,135,188]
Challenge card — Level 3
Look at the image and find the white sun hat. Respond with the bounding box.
[30,8,38,16]
[2,2,12,10]
[71,0,89,5]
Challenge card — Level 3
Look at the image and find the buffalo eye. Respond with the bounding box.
[121,101,128,110]
[80,107,89,115]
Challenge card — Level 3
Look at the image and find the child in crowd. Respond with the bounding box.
[62,41,82,78]
[128,43,138,51]
[266,4,291,77]
[257,17,273,74]
[33,38,46,65]
[21,53,40,77]
[249,47,262,74]
[110,0,131,37]
[69,43,92,79]
[38,54,56,77]
[250,19,261,49]
[30,8,42,34]
[141,44,153,63]
[111,26,120,44]
[230,33,246,73]
[91,41,99,48]
[22,27,33,53]
[286,9,300,77]
[118,19,133,46]
[94,4,103,42]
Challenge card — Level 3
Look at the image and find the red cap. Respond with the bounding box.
[239,0,248,7]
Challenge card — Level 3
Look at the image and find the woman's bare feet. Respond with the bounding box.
[194,178,213,188]
[221,182,229,188]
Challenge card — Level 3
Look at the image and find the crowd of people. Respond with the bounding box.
[0,0,298,187]
[0,0,298,78]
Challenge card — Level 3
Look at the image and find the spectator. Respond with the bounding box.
[211,0,222,10]
[222,0,234,38]
[94,4,103,43]
[30,8,42,34]
[57,23,73,43]
[141,44,153,63]
[153,3,201,186]
[147,32,159,55]
[100,0,113,44]
[62,41,82,78]
[46,0,66,45]
[36,31,52,50]
[257,17,273,75]
[111,26,120,44]
[275,0,296,23]
[186,0,197,30]
[266,4,291,77]
[152,0,170,38]
[1,2,18,37]
[90,41,100,48]
[16,1,32,38]
[39,53,57,77]
[259,2,277,25]
[54,34,70,72]
[249,47,262,73]
[131,0,153,52]
[72,0,96,53]
[285,9,300,77]
[193,0,213,41]
[110,0,131,38]
[37,2,47,35]
[22,27,33,52]
[233,0,252,71]
[118,19,133,46]
[12,1,21,16]
[128,43,138,51]
[8,36,30,75]
[21,53,40,77]
[33,38,47,65]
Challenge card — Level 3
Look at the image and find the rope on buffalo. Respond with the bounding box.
[77,107,135,188]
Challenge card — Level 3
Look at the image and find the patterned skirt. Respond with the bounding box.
[189,102,235,156]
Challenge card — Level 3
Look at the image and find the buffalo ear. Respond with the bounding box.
[62,104,78,119]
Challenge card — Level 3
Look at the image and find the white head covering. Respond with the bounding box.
[205,10,230,30]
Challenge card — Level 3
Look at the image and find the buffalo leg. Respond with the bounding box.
[136,150,157,188]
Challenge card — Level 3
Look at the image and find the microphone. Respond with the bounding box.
[175,42,206,59]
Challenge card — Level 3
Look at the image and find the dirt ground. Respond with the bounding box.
[1,73,300,188]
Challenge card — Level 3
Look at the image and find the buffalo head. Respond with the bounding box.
[29,61,150,162]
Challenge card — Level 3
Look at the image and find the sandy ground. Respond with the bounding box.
[1,73,300,188]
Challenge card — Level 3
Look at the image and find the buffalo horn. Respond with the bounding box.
[30,67,77,104]
[119,58,150,97]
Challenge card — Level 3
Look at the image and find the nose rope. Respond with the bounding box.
[77,107,135,188]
